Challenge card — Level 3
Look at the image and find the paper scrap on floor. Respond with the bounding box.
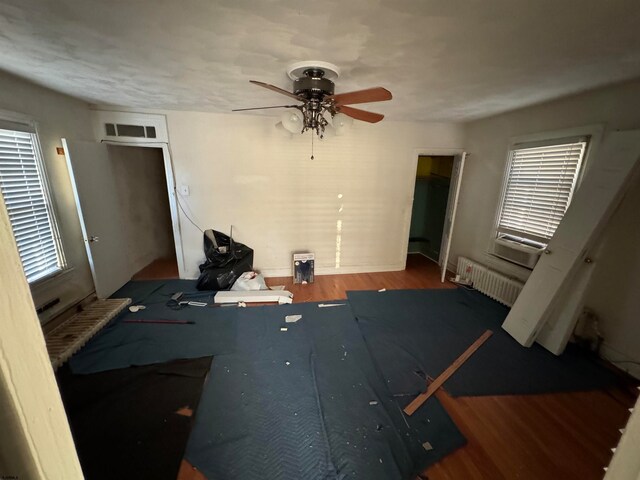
[285,315,302,323]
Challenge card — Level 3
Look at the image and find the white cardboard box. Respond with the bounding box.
[214,290,293,304]
[293,252,314,284]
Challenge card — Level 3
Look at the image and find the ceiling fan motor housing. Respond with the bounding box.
[293,68,335,100]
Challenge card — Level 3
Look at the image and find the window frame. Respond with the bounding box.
[491,125,603,252]
[0,115,67,285]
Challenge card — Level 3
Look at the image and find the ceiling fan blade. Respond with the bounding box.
[232,105,298,112]
[338,105,384,123]
[327,87,392,106]
[249,80,306,102]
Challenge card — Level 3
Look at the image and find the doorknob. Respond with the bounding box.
[88,236,99,243]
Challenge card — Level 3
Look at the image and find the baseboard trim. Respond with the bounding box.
[600,342,640,380]
[260,263,404,278]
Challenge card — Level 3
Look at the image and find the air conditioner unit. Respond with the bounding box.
[491,236,543,270]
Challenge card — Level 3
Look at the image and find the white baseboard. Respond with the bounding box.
[182,263,406,281]
[260,263,404,278]
[599,342,640,380]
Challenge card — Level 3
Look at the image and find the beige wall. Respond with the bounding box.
[163,111,465,278]
[454,79,640,376]
[0,71,94,323]
[0,191,83,479]
[108,145,175,273]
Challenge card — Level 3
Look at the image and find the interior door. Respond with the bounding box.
[502,130,640,350]
[62,139,132,298]
[439,152,467,282]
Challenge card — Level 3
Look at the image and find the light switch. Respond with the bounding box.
[179,185,190,196]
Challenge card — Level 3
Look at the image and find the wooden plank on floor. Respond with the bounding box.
[404,330,493,416]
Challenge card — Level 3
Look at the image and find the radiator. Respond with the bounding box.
[45,297,131,370]
[456,256,524,307]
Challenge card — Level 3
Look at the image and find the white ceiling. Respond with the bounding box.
[1,0,639,122]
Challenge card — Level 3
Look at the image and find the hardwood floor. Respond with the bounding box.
[132,256,179,280]
[178,253,636,479]
[266,253,456,302]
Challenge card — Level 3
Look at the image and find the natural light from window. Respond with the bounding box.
[496,139,587,248]
[0,126,65,283]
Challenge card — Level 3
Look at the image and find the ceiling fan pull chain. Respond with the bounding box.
[311,131,314,160]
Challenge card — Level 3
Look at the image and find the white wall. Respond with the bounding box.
[163,111,464,278]
[453,79,640,374]
[108,145,175,273]
[0,71,94,323]
[584,168,640,378]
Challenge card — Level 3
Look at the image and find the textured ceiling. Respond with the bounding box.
[1,0,640,121]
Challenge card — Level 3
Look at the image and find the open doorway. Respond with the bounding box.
[64,138,182,298]
[107,145,178,280]
[408,155,455,263]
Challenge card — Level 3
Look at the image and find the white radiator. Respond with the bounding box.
[456,256,524,307]
[45,298,131,370]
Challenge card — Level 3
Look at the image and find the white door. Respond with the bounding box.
[63,139,133,298]
[439,152,467,282]
[502,130,640,350]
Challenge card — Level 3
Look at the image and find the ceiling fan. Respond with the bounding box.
[232,61,392,138]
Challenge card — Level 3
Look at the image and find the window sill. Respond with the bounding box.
[495,236,546,254]
[29,266,76,289]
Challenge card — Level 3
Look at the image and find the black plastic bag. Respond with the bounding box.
[196,230,254,291]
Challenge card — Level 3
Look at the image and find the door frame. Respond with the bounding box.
[402,148,466,272]
[100,141,186,279]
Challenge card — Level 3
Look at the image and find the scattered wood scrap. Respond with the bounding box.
[403,329,493,416]
[175,406,193,417]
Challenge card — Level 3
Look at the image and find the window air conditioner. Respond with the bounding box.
[491,236,543,270]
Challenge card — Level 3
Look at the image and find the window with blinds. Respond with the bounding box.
[0,124,65,283]
[496,138,588,247]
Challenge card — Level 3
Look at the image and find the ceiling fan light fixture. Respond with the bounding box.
[274,121,293,136]
[332,113,353,136]
[281,109,304,134]
[236,63,391,142]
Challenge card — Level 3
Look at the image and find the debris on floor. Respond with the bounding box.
[183,301,207,307]
[128,305,146,312]
[404,330,493,416]
[123,319,195,325]
[214,290,293,304]
[196,229,254,291]
[318,303,346,308]
[285,314,302,323]
[175,406,194,417]
[231,271,268,291]
[422,441,433,451]
[378,288,386,292]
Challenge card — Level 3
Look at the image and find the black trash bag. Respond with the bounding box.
[196,230,254,291]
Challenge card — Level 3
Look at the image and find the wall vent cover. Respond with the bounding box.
[93,111,169,144]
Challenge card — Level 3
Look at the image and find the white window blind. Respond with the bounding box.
[0,126,65,283]
[497,139,587,245]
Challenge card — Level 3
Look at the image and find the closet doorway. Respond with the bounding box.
[408,155,455,263]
